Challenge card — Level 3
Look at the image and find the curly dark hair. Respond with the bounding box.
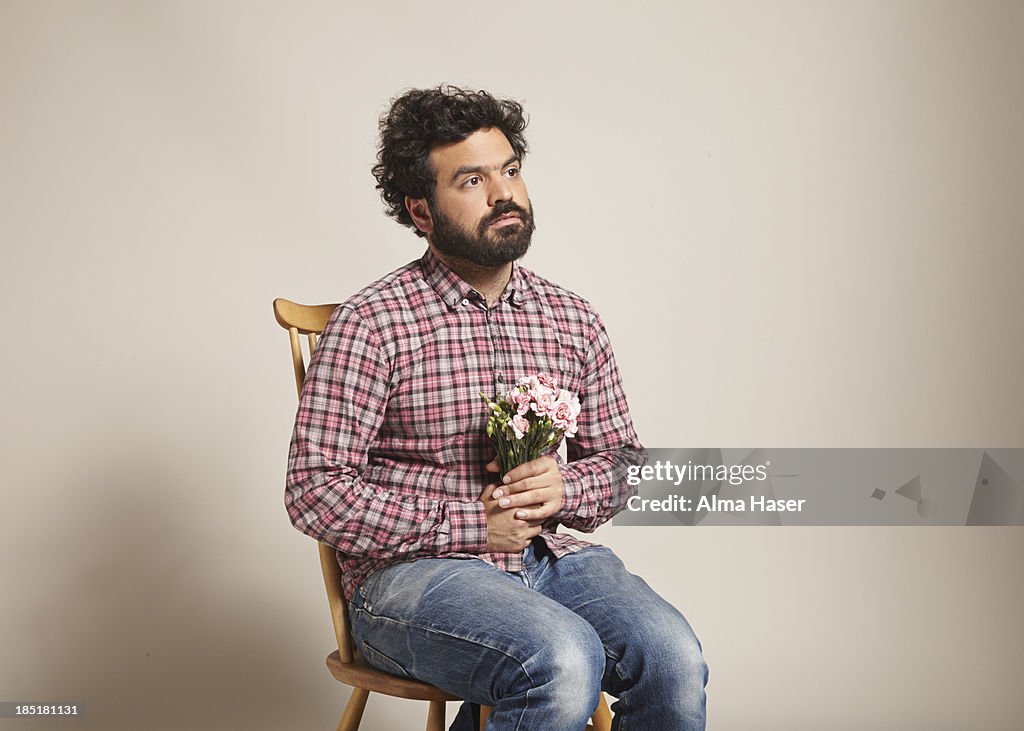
[372,85,529,237]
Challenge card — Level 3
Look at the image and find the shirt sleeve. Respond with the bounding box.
[284,305,488,559]
[554,310,647,532]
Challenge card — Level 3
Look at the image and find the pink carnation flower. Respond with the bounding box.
[531,388,556,417]
[517,375,541,392]
[510,389,532,415]
[551,399,581,437]
[511,414,530,439]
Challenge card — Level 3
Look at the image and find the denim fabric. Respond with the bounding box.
[349,539,708,730]
[448,700,478,731]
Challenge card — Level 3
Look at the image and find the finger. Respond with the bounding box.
[501,468,553,493]
[484,458,500,473]
[512,507,552,524]
[500,483,559,505]
[502,473,559,498]
[501,461,545,485]
[496,487,558,509]
[517,521,544,538]
[509,513,545,528]
[495,472,546,498]
[501,455,554,485]
[514,504,558,522]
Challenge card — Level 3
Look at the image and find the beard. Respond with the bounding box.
[429,199,536,267]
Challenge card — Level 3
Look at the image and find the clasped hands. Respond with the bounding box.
[480,455,564,553]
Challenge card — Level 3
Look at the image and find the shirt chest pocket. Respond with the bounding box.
[501,331,584,397]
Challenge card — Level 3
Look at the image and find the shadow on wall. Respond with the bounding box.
[12,443,336,731]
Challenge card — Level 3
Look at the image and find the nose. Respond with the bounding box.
[488,176,514,207]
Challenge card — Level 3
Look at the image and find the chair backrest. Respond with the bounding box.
[273,297,354,662]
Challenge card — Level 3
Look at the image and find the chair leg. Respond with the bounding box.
[591,693,613,731]
[336,687,369,731]
[479,704,491,730]
[426,700,446,731]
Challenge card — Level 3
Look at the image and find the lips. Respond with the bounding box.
[490,213,522,228]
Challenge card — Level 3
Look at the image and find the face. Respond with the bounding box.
[410,127,535,267]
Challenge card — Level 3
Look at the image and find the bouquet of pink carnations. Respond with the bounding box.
[480,373,581,477]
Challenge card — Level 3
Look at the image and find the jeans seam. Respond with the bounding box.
[360,640,413,678]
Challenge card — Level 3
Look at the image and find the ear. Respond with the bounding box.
[405,196,433,235]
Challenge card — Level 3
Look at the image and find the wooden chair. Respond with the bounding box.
[274,297,613,731]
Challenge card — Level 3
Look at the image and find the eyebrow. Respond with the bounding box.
[449,155,520,184]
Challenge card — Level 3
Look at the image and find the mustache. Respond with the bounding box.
[484,200,528,226]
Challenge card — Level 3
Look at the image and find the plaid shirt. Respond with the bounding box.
[285,248,645,602]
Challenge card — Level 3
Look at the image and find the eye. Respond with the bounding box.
[464,175,482,187]
[505,167,520,178]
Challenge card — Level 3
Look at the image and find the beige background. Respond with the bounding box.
[2,1,1023,729]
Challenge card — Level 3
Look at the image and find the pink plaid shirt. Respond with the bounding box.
[285,249,645,602]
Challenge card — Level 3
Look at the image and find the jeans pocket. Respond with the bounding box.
[360,640,413,679]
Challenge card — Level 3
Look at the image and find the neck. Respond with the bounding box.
[429,244,513,306]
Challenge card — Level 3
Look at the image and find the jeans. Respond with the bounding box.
[348,538,708,730]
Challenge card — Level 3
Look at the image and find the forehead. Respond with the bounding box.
[428,127,515,179]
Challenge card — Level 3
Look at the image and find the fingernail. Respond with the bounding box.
[493,488,503,498]
[499,498,510,507]
[503,476,511,484]
[515,512,526,519]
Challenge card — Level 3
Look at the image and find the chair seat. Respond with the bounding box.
[326,651,463,702]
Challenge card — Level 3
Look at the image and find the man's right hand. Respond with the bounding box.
[479,482,543,553]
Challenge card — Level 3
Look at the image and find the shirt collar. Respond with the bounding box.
[419,247,529,310]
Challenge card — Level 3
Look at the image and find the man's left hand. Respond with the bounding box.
[486,456,564,522]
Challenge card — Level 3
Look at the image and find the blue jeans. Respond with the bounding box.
[348,538,708,730]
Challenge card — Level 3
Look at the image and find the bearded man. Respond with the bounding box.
[286,85,708,730]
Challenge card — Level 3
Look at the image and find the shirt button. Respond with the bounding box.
[461,298,469,306]
[497,373,504,383]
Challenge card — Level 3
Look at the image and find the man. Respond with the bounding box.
[286,85,708,730]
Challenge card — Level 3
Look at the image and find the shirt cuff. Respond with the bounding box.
[555,463,584,521]
[445,500,489,554]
